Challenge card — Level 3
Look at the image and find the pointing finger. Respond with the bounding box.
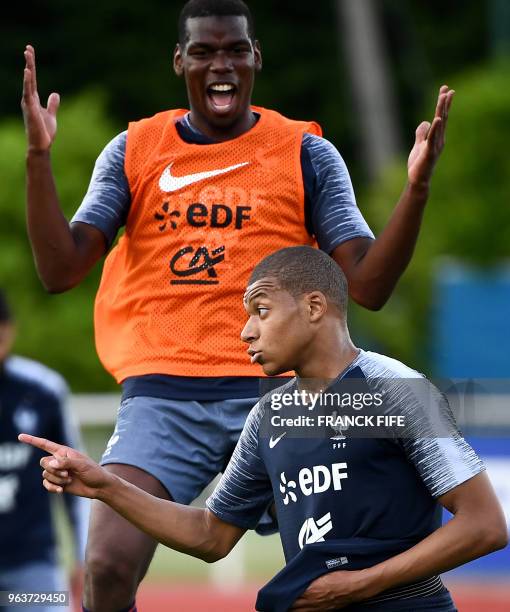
[18,433,63,455]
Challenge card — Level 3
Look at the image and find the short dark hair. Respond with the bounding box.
[248,246,349,315]
[178,0,255,45]
[0,289,13,324]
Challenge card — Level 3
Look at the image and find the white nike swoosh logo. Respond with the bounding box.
[269,432,287,449]
[159,161,250,193]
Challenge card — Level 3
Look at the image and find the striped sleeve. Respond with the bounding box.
[302,133,375,253]
[206,403,273,529]
[71,131,131,247]
[391,381,485,498]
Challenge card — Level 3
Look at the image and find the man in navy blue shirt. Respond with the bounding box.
[0,290,89,611]
[21,248,507,611]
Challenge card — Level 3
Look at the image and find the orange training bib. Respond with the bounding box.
[94,107,321,381]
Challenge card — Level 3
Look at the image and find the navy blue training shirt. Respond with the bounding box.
[0,356,89,569]
[72,112,375,401]
[206,350,485,607]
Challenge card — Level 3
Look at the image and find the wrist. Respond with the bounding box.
[349,567,386,601]
[96,471,121,503]
[406,179,430,195]
[26,147,51,162]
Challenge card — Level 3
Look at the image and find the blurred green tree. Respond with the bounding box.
[349,60,510,371]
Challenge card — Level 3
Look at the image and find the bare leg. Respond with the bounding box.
[83,464,171,612]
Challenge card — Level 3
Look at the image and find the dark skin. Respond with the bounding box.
[22,15,453,308]
[20,276,508,610]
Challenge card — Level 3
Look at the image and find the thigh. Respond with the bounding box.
[0,561,66,612]
[101,396,237,504]
[219,396,259,470]
[86,463,170,580]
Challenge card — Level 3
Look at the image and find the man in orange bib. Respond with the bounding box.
[22,1,454,610]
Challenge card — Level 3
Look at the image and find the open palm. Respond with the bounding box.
[407,85,454,187]
[21,45,60,152]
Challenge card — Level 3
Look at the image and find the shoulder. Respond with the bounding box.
[258,379,296,410]
[302,133,347,167]
[254,107,321,136]
[96,131,127,167]
[127,109,187,133]
[103,131,127,155]
[241,379,296,439]
[5,356,69,401]
[355,351,444,420]
[356,350,425,381]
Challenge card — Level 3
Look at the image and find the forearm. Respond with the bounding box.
[98,473,228,562]
[360,512,506,598]
[352,182,429,308]
[25,150,83,291]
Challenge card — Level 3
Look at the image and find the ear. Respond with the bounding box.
[254,40,262,72]
[173,44,184,77]
[305,291,327,323]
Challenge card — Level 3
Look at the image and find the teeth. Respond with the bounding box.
[210,84,235,92]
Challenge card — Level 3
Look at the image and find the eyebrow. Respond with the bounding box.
[244,289,270,306]
[187,38,251,50]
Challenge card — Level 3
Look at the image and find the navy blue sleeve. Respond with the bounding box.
[206,403,273,529]
[71,131,131,247]
[301,133,375,254]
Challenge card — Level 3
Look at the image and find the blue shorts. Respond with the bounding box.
[101,395,257,504]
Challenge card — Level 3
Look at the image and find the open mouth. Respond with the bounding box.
[207,83,237,113]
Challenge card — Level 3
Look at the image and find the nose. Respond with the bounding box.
[241,316,259,344]
[210,50,233,73]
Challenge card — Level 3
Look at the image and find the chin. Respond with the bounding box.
[262,362,289,377]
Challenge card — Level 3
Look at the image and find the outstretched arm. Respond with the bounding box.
[290,472,508,611]
[18,434,245,563]
[333,86,454,310]
[22,45,106,293]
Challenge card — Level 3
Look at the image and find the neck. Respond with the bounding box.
[188,109,256,142]
[295,323,358,389]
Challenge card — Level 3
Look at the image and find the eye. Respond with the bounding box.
[189,48,208,58]
[257,307,269,316]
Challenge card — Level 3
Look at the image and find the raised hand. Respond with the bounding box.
[407,85,454,188]
[21,45,60,153]
[18,433,110,499]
